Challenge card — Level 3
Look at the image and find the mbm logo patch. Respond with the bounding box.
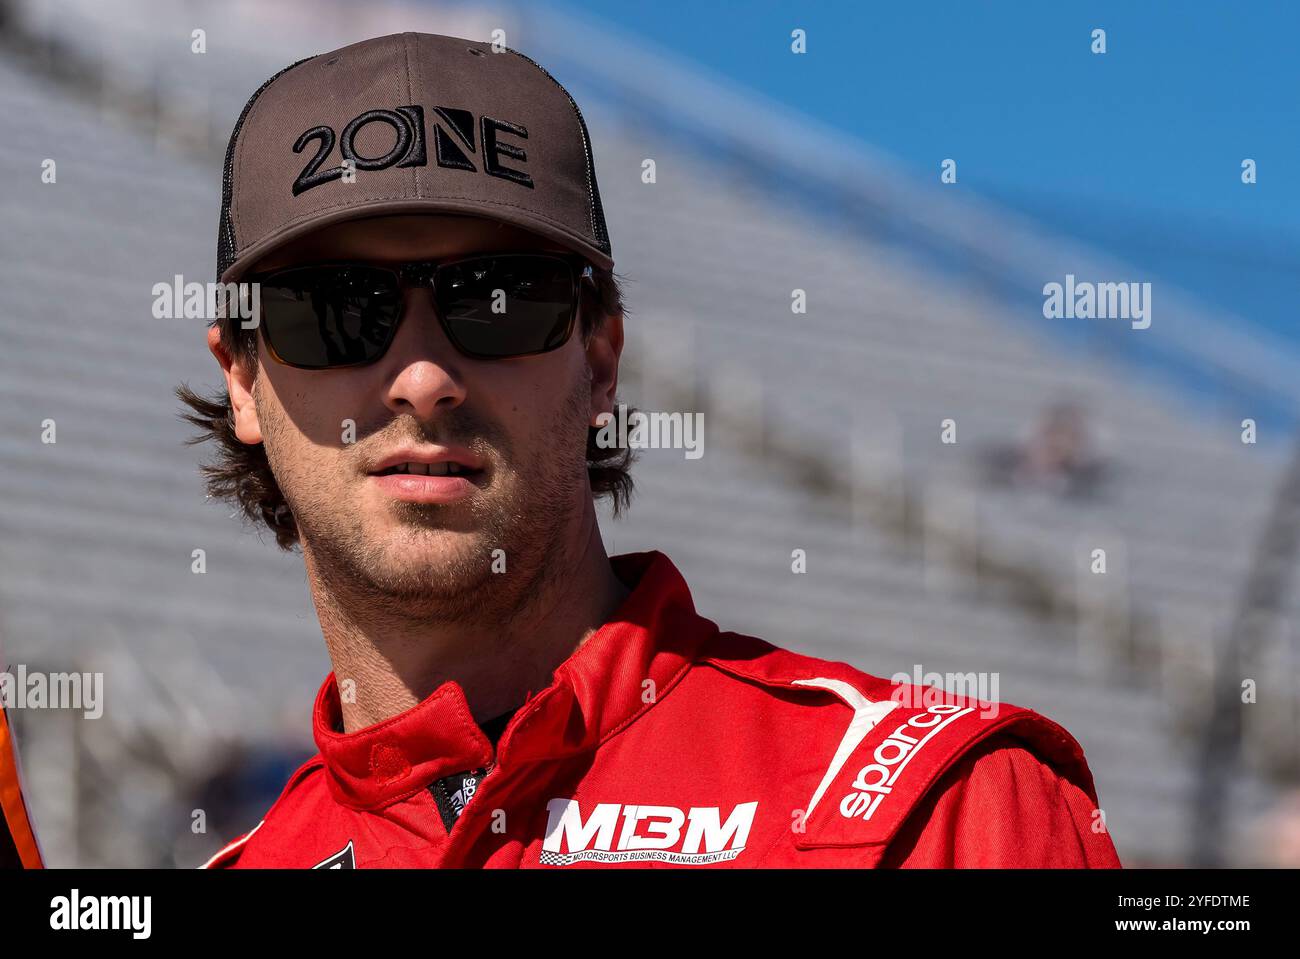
[539,799,758,866]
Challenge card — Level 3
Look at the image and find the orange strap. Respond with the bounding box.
[0,706,44,868]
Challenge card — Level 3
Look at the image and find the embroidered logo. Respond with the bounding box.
[838,703,975,821]
[539,800,758,866]
[291,105,532,195]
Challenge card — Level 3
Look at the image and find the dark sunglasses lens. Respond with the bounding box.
[259,267,401,368]
[435,256,577,358]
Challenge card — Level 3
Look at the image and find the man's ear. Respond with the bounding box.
[207,325,263,444]
[586,308,624,426]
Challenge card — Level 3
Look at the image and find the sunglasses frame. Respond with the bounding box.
[247,251,593,370]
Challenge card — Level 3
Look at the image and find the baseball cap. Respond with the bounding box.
[216,32,613,284]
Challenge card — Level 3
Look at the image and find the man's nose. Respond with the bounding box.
[378,287,469,419]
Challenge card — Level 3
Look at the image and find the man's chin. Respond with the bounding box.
[352,524,498,597]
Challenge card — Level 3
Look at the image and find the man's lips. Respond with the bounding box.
[366,447,486,504]
[369,471,481,504]
[368,446,485,475]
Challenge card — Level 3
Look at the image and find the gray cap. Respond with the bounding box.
[216,32,613,282]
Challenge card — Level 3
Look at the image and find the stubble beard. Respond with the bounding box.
[260,372,594,629]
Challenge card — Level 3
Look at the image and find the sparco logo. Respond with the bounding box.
[291,104,532,195]
[540,799,758,866]
[839,703,975,821]
[448,774,480,818]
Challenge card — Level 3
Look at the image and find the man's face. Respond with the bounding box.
[210,215,622,615]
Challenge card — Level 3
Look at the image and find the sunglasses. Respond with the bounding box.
[247,253,589,370]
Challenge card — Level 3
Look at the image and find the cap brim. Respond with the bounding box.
[220,197,614,283]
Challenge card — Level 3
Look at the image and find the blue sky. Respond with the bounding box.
[540,0,1299,338]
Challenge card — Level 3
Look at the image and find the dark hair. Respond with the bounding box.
[178,266,636,551]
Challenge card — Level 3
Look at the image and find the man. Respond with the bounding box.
[185,32,1120,868]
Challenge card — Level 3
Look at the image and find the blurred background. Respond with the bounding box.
[1,0,1298,867]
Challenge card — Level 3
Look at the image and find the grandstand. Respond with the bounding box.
[0,0,1296,866]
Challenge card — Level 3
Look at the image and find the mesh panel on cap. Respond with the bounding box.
[504,46,610,253]
[216,55,317,281]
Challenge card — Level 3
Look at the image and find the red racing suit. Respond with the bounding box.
[204,551,1121,868]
